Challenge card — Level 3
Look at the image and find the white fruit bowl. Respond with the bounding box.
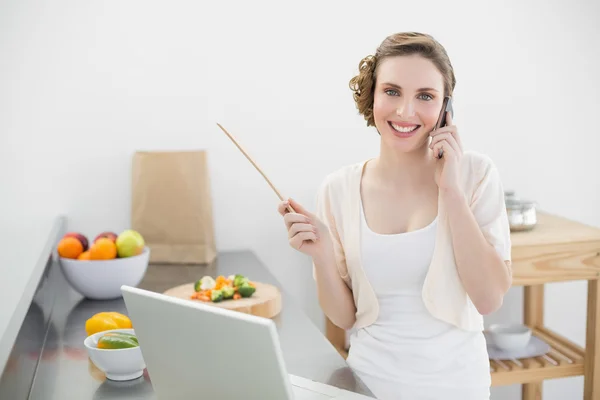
[84,328,146,381]
[59,247,150,300]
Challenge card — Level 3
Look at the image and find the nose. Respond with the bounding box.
[396,99,415,117]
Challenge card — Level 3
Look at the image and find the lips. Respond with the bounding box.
[388,121,421,138]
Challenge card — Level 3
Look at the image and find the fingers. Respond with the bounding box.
[288,222,316,239]
[431,119,462,148]
[277,198,320,248]
[277,200,290,216]
[283,212,310,230]
[289,231,317,250]
[432,139,456,160]
[429,132,461,155]
[288,198,313,217]
[278,198,312,216]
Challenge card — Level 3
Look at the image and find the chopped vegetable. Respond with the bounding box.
[97,333,139,349]
[190,274,256,302]
[214,275,232,290]
[221,286,235,299]
[190,289,212,301]
[233,274,249,288]
[194,276,216,292]
[211,289,224,302]
[103,332,139,344]
[238,283,256,298]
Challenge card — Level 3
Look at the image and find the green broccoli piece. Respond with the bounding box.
[211,289,224,302]
[238,283,256,298]
[233,274,249,288]
[221,286,235,300]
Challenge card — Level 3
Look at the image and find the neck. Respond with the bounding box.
[372,140,434,187]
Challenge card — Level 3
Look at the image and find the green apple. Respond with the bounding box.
[116,230,145,258]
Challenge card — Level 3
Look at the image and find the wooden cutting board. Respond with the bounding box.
[162,281,282,319]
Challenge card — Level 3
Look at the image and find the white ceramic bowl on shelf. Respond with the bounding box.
[487,324,532,351]
[59,247,150,300]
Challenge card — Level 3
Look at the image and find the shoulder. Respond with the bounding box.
[317,160,367,197]
[460,150,501,186]
[461,150,496,172]
[460,151,507,209]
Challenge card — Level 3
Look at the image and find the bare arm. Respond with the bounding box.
[312,248,357,330]
[442,188,512,315]
[279,198,357,330]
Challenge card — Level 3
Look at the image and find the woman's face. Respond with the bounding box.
[372,55,446,154]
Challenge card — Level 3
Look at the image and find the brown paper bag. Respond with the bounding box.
[131,150,217,264]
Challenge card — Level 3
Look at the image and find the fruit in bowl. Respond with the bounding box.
[116,230,145,258]
[57,229,145,261]
[94,231,118,244]
[57,229,150,300]
[64,232,89,251]
[90,238,118,260]
[57,235,86,259]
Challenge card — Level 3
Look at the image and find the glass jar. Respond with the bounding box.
[505,191,537,232]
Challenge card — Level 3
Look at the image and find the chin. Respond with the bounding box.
[381,125,428,153]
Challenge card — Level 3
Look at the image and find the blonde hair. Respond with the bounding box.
[349,32,456,127]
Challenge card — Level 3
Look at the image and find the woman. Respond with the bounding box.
[278,32,512,400]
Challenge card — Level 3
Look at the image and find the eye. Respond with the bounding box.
[418,93,434,101]
[384,89,399,96]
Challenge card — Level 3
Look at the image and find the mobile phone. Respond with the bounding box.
[433,96,454,159]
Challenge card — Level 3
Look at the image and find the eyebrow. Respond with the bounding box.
[380,82,439,92]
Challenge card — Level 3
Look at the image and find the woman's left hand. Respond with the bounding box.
[430,112,463,192]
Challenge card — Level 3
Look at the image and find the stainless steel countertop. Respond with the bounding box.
[0,248,374,399]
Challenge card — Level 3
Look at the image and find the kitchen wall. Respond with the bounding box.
[2,0,599,398]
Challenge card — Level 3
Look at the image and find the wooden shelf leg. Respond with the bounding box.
[585,280,600,400]
[523,285,544,400]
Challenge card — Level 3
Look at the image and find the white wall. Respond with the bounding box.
[2,1,599,398]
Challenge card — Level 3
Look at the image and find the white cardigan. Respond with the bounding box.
[313,151,512,332]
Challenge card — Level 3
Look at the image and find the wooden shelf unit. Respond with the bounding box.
[490,327,585,386]
[324,212,600,400]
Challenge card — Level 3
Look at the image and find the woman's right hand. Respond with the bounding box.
[277,198,332,260]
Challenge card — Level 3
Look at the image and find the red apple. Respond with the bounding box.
[64,232,89,251]
[94,231,118,243]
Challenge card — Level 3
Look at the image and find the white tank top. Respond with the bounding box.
[345,199,491,400]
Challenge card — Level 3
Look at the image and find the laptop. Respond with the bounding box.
[120,285,374,399]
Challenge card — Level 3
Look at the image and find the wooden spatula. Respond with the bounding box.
[216,123,296,213]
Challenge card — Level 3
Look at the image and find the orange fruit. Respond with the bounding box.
[57,237,84,259]
[89,238,117,260]
[77,251,91,260]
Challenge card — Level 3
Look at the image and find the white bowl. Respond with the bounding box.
[488,324,532,351]
[59,247,150,300]
[84,328,146,381]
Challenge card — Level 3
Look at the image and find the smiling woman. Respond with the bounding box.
[277,32,512,400]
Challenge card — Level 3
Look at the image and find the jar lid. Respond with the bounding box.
[504,190,536,208]
[506,197,536,209]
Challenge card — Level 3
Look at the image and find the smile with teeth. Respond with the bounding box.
[389,122,420,133]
